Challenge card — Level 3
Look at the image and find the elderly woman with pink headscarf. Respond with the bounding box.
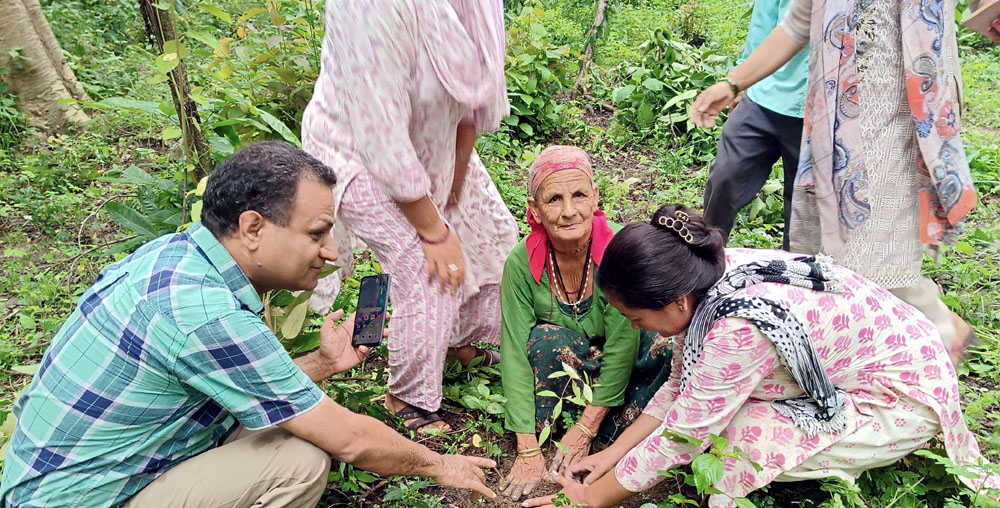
[301,0,518,433]
[498,146,672,498]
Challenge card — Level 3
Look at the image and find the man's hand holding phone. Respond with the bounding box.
[318,309,386,376]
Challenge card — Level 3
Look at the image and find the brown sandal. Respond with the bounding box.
[393,404,448,432]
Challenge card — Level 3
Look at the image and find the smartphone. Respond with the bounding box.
[351,274,390,347]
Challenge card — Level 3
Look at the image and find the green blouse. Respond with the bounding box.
[499,225,640,434]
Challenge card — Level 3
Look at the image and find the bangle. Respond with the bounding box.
[517,447,542,458]
[417,223,450,245]
[721,76,741,96]
[574,422,596,439]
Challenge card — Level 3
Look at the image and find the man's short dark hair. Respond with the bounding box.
[201,141,337,237]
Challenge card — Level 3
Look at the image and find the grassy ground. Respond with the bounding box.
[1,0,999,506]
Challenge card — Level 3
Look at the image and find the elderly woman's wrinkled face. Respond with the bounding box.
[529,170,599,247]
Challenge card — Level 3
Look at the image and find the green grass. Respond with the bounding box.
[0,1,999,506]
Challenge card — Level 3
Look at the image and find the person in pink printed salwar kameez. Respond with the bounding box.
[525,204,999,508]
[301,0,517,433]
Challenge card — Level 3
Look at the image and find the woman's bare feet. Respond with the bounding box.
[385,393,451,434]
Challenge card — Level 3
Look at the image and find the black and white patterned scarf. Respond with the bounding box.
[681,255,848,437]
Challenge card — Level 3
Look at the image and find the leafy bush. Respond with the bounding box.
[0,73,26,163]
[503,2,578,140]
[98,165,187,253]
[610,29,729,148]
[77,1,321,160]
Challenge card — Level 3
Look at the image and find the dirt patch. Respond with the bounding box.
[318,395,678,507]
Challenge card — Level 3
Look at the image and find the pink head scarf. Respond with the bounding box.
[525,146,615,284]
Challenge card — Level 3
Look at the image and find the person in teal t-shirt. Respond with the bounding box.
[701,0,809,249]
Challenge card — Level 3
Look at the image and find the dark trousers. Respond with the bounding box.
[702,96,803,250]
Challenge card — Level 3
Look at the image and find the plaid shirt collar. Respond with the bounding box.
[187,221,263,314]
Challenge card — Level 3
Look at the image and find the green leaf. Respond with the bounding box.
[122,165,154,185]
[354,471,377,483]
[461,395,483,409]
[279,291,313,339]
[154,53,180,75]
[476,383,490,397]
[582,383,593,403]
[199,3,233,23]
[288,330,321,354]
[691,454,725,493]
[552,399,563,420]
[187,30,222,51]
[733,498,757,508]
[11,363,40,376]
[536,390,558,398]
[105,202,159,240]
[19,314,36,331]
[189,200,203,223]
[663,89,699,110]
[161,126,183,141]
[163,39,186,59]
[95,97,165,116]
[561,362,580,380]
[486,402,504,415]
[642,77,665,91]
[252,108,301,146]
[662,429,702,445]
[637,102,656,128]
[519,123,534,136]
[612,85,636,104]
[318,264,340,280]
[538,424,551,446]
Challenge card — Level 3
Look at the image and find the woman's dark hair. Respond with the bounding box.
[201,141,337,237]
[596,204,726,310]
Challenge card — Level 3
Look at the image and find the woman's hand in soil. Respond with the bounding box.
[565,448,617,485]
[549,426,593,476]
[499,453,546,499]
[521,474,589,508]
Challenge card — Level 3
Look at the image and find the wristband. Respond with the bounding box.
[517,447,543,458]
[574,422,597,439]
[721,76,741,96]
[418,224,450,245]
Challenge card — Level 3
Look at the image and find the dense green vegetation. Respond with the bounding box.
[1,0,998,506]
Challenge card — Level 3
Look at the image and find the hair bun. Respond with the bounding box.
[650,204,725,260]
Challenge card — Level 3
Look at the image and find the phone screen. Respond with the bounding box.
[351,274,390,347]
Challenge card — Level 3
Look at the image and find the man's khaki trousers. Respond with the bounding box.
[122,426,330,508]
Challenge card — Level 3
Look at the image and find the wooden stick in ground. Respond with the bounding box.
[137,0,213,182]
[571,0,609,98]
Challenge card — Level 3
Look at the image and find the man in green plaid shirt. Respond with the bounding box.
[0,142,497,508]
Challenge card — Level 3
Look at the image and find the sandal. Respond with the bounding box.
[393,404,449,433]
[470,346,500,367]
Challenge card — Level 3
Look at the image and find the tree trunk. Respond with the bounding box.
[138,0,213,180]
[571,0,609,98]
[0,0,90,132]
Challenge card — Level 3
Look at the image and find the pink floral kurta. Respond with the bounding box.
[301,0,518,411]
[616,249,998,507]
